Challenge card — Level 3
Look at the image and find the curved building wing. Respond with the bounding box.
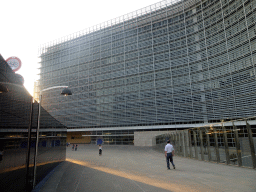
[38,0,256,134]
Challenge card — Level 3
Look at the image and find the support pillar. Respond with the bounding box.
[213,128,220,163]
[199,129,204,161]
[188,130,193,158]
[181,131,185,157]
[246,121,256,169]
[233,122,242,167]
[193,130,198,160]
[222,123,230,165]
[184,130,189,157]
[206,128,212,161]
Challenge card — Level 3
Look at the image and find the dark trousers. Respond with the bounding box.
[166,153,175,169]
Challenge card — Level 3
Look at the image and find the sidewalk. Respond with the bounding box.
[35,144,256,192]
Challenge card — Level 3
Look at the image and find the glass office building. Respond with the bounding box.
[38,0,256,143]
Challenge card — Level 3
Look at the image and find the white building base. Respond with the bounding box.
[134,131,171,146]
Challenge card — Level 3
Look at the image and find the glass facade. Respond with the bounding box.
[38,0,256,130]
[0,55,66,191]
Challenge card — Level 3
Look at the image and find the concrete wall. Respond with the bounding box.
[134,131,171,146]
[67,132,91,144]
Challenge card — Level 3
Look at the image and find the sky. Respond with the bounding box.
[0,0,163,95]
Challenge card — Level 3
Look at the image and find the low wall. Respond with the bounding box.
[154,127,256,169]
[67,132,91,144]
[134,131,171,146]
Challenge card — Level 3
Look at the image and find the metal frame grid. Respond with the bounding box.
[38,0,256,129]
[156,116,256,169]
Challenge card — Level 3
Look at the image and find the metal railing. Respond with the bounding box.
[155,117,256,169]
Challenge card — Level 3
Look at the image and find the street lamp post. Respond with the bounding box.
[33,86,72,188]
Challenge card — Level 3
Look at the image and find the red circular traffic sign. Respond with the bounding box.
[6,56,22,72]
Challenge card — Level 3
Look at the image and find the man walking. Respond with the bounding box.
[165,140,175,170]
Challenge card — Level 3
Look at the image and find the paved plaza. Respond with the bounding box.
[35,144,256,192]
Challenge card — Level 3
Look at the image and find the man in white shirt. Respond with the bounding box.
[165,140,175,170]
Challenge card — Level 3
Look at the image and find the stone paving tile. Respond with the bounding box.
[37,144,256,192]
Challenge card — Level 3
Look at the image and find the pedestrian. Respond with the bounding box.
[75,144,78,151]
[99,144,102,156]
[165,140,175,170]
[72,144,74,151]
